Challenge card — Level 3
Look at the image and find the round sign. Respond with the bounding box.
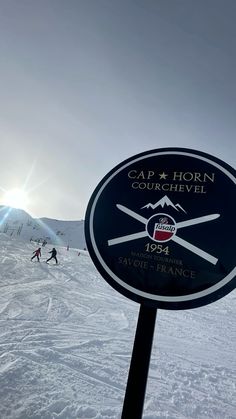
[85,148,236,309]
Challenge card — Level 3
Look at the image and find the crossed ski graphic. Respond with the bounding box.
[108,204,220,265]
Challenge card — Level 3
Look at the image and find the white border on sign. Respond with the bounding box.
[89,151,236,303]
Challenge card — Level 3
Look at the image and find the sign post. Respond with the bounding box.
[85,148,236,417]
[121,304,157,419]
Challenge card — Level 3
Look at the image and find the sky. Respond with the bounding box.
[0,0,235,220]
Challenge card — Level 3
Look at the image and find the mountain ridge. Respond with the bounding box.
[0,206,86,249]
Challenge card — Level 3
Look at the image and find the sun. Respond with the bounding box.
[3,188,29,210]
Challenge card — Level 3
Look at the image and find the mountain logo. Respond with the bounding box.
[141,195,187,213]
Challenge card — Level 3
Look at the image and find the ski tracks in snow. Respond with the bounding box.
[0,237,235,418]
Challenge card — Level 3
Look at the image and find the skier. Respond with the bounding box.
[31,248,41,262]
[46,248,58,264]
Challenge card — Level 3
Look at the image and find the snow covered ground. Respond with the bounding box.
[0,233,235,419]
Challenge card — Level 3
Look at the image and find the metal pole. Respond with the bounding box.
[121,304,157,419]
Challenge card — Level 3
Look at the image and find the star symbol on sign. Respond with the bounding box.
[159,172,168,179]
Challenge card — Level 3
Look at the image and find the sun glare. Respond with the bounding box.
[3,188,29,210]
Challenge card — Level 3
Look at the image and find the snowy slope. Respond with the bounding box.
[0,234,235,419]
[0,206,86,249]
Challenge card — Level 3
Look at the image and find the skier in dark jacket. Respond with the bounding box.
[31,248,41,262]
[46,248,58,264]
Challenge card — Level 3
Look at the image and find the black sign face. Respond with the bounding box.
[85,148,236,309]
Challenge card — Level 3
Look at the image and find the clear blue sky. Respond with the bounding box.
[0,0,235,220]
